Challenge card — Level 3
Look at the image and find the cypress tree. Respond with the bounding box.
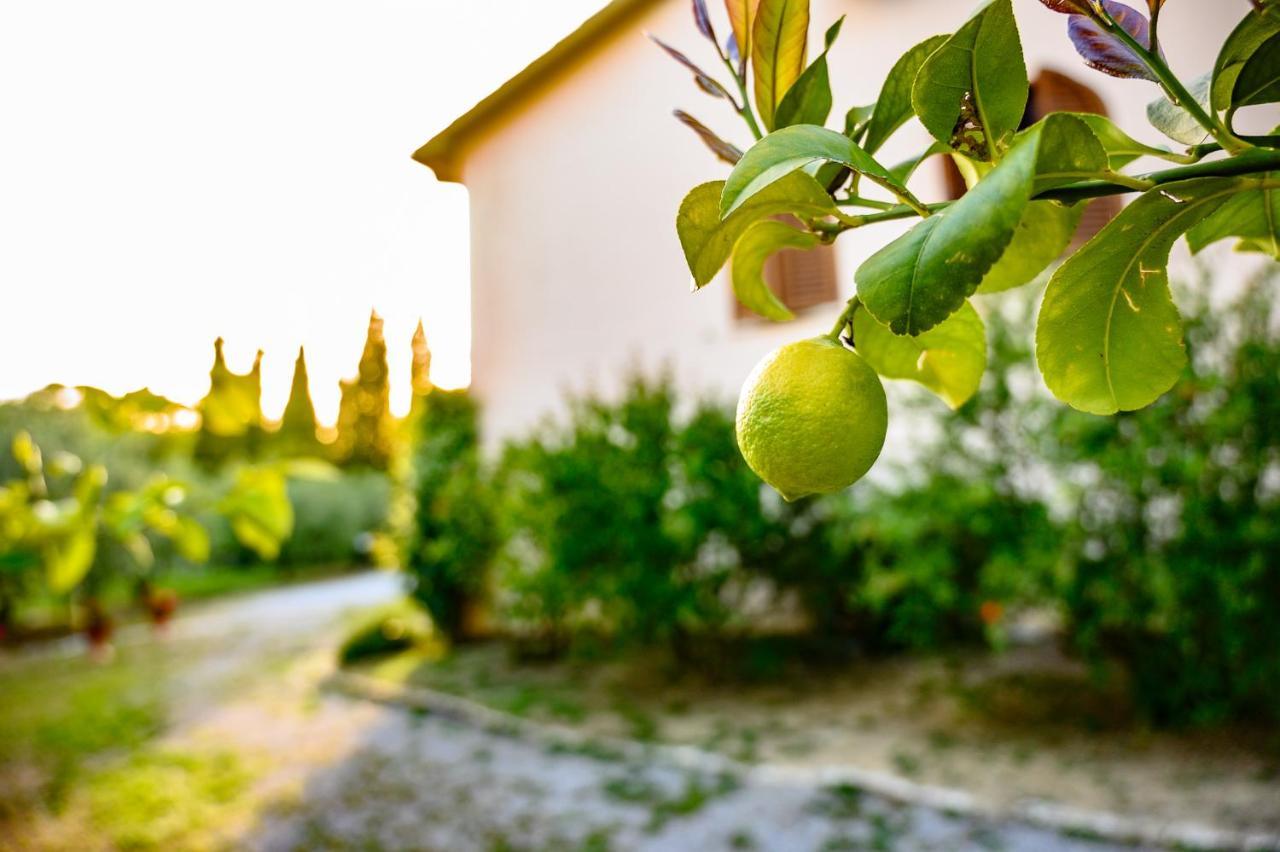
[409,319,433,419]
[333,311,394,469]
[195,338,264,467]
[275,346,322,458]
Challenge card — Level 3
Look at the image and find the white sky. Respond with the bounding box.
[0,0,609,423]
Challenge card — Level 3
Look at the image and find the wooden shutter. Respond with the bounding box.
[733,217,838,319]
[940,69,1117,245]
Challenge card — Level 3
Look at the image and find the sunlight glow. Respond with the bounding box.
[0,0,609,424]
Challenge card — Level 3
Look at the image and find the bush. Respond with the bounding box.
[338,599,435,665]
[402,391,496,640]
[496,377,717,653]
[1048,276,1280,725]
[278,470,389,567]
[493,372,1054,658]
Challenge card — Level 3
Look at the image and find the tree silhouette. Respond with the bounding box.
[194,338,263,467]
[333,311,394,470]
[275,346,322,458]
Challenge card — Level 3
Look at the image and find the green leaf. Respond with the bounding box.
[1036,178,1242,415]
[856,138,1034,335]
[677,171,836,288]
[976,201,1084,294]
[171,516,212,563]
[1186,176,1280,259]
[219,467,294,562]
[1147,71,1213,146]
[774,17,843,128]
[853,301,986,409]
[46,521,98,593]
[730,220,817,320]
[911,0,1027,161]
[720,125,901,217]
[1231,31,1280,109]
[1072,113,1183,168]
[863,34,949,155]
[1027,113,1109,194]
[1212,4,1280,115]
[752,0,810,130]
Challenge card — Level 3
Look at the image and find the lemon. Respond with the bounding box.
[736,336,888,501]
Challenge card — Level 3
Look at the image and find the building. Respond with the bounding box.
[414,0,1250,447]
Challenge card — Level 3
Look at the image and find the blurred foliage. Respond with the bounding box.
[1044,273,1280,725]
[274,347,323,459]
[489,372,1052,658]
[496,377,717,654]
[401,390,496,640]
[338,598,437,665]
[195,339,265,468]
[399,271,1280,729]
[333,311,395,471]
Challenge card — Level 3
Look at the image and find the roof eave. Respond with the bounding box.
[410,0,660,183]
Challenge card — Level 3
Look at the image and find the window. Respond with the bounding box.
[733,216,838,319]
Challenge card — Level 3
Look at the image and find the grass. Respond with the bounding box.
[83,747,252,850]
[11,562,361,638]
[0,645,172,812]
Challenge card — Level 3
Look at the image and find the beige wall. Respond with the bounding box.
[455,0,1267,451]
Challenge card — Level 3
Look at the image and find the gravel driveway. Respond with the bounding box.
[98,571,1130,852]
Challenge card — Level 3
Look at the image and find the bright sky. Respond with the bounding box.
[0,0,609,423]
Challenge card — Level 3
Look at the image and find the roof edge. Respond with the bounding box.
[412,0,661,182]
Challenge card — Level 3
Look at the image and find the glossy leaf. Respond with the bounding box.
[752,0,809,130]
[1147,71,1213,145]
[863,34,949,155]
[674,110,744,164]
[1073,112,1182,167]
[1028,112,1110,194]
[1068,1,1158,81]
[678,172,836,288]
[1231,31,1280,108]
[730,220,815,320]
[912,0,1028,161]
[854,301,987,409]
[649,35,737,103]
[726,0,760,67]
[1212,4,1280,114]
[976,201,1084,294]
[720,124,901,217]
[1186,177,1280,259]
[856,131,1040,335]
[774,17,843,128]
[1036,178,1241,415]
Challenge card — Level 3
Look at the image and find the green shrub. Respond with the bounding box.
[278,470,389,566]
[1048,276,1280,725]
[402,391,496,640]
[338,599,434,665]
[496,377,714,653]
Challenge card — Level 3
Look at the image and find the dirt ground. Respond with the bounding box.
[359,639,1280,836]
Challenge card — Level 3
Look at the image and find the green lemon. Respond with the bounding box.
[736,336,888,501]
